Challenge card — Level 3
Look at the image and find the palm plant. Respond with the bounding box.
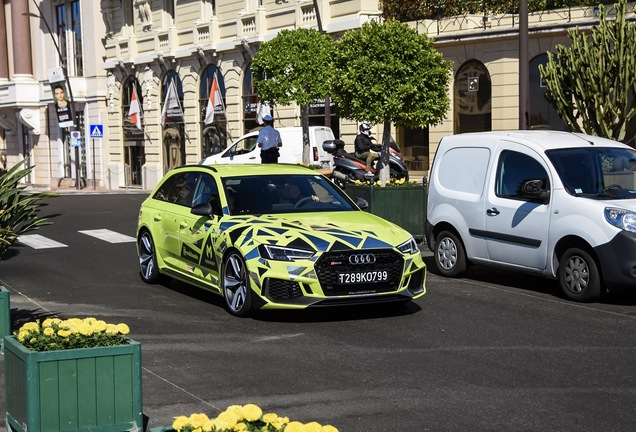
[0,160,58,258]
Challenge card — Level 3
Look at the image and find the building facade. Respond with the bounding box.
[0,0,108,188]
[1,1,632,190]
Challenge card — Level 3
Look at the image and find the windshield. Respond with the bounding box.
[223,174,357,215]
[547,147,636,199]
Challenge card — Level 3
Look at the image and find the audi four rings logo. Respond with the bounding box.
[349,254,376,265]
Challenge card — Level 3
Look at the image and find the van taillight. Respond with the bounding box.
[313,147,318,161]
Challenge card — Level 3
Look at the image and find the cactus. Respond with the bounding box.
[540,0,636,144]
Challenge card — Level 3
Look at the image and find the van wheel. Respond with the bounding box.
[434,231,467,277]
[558,248,601,302]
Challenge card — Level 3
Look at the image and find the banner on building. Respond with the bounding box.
[204,74,224,125]
[128,86,143,131]
[161,80,184,127]
[48,67,74,128]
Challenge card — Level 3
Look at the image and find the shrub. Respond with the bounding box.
[0,159,58,258]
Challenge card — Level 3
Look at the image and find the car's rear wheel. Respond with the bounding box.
[138,231,162,283]
[222,251,253,317]
[558,248,601,302]
[434,230,467,277]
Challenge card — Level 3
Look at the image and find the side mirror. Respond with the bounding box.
[355,197,369,210]
[521,179,550,202]
[191,197,223,217]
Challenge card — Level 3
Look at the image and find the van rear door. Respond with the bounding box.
[310,127,335,168]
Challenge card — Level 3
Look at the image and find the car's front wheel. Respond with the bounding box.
[222,251,253,317]
[434,230,467,277]
[558,248,601,302]
[138,231,162,283]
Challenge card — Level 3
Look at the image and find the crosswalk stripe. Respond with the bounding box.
[78,229,136,243]
[18,234,68,249]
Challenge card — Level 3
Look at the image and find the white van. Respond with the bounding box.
[199,126,335,168]
[426,130,636,301]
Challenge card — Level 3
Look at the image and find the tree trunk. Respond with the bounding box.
[379,120,391,186]
[301,104,310,164]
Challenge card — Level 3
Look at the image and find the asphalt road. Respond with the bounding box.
[1,193,635,431]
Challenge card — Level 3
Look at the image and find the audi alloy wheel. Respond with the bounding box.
[222,251,253,317]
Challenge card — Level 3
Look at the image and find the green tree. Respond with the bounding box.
[0,160,58,258]
[251,28,335,164]
[540,0,636,143]
[331,19,451,183]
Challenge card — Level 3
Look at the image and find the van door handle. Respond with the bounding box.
[487,207,500,216]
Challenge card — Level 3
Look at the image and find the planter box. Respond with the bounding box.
[4,336,143,432]
[1,285,9,353]
[346,184,427,241]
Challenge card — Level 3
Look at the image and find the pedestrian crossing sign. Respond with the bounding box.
[90,124,104,139]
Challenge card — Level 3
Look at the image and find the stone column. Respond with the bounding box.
[11,0,33,78]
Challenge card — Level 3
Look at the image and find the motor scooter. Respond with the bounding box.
[322,139,409,189]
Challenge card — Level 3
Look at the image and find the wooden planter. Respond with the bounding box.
[346,184,427,241]
[1,285,10,353]
[4,336,143,432]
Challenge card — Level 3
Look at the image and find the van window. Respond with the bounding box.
[495,150,549,200]
[437,147,490,195]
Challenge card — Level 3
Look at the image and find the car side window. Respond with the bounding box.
[154,172,199,207]
[495,150,549,200]
[191,173,218,208]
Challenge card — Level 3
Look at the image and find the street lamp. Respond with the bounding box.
[519,0,529,130]
[24,0,82,190]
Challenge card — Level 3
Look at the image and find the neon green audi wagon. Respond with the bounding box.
[137,164,426,316]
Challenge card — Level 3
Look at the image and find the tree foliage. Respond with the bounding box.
[251,28,335,163]
[539,0,636,143]
[0,160,59,258]
[331,19,451,183]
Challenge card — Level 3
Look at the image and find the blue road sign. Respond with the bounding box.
[90,124,104,138]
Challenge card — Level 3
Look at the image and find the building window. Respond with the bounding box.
[308,99,339,139]
[243,65,259,134]
[529,54,566,131]
[162,71,185,171]
[122,78,145,187]
[200,66,228,158]
[454,60,491,134]
[165,0,176,25]
[123,0,134,35]
[55,1,83,76]
[204,0,217,19]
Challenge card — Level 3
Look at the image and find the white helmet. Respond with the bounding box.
[359,123,372,135]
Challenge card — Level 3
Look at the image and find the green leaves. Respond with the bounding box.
[251,28,335,107]
[0,159,59,258]
[540,0,636,143]
[331,19,452,129]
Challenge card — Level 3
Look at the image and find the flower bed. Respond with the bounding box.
[4,318,143,432]
[153,404,339,432]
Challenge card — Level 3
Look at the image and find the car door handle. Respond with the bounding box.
[487,207,500,216]
[153,215,162,222]
[179,221,188,229]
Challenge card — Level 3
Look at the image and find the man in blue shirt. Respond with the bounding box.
[257,114,282,163]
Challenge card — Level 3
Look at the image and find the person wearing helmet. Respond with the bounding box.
[354,123,379,176]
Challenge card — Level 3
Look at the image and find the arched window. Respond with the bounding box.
[454,60,491,134]
[199,65,227,158]
[529,54,566,131]
[122,77,145,186]
[161,70,185,171]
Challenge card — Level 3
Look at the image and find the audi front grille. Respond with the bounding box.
[314,249,403,296]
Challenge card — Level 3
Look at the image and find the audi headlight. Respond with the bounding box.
[259,244,315,261]
[397,237,419,255]
[605,208,636,233]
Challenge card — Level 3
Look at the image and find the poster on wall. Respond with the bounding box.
[47,67,74,128]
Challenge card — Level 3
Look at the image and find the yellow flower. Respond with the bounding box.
[58,329,72,338]
[203,419,216,431]
[233,421,248,431]
[105,324,119,334]
[172,416,190,431]
[215,411,240,430]
[21,322,40,332]
[241,404,262,422]
[83,317,97,325]
[284,421,305,432]
[189,413,210,428]
[42,318,61,328]
[301,422,323,432]
[93,320,108,332]
[321,425,339,432]
[116,323,130,335]
[79,323,94,336]
[43,327,55,336]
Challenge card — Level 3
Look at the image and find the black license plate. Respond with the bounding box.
[337,270,389,285]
